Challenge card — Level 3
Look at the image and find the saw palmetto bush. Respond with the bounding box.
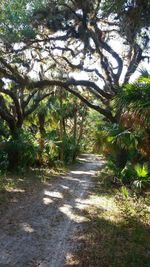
[117,75,150,125]
[117,75,150,158]
[93,75,150,191]
[114,75,150,190]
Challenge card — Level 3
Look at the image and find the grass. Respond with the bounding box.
[67,168,150,267]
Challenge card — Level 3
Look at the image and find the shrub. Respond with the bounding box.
[132,163,150,192]
[1,130,38,171]
[59,135,80,164]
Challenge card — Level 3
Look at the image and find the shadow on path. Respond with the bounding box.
[0,154,103,267]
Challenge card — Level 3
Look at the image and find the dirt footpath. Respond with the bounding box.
[0,154,102,267]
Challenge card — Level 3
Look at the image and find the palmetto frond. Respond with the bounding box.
[116,75,150,126]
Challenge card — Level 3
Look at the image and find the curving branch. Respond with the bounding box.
[100,41,123,82]
[64,86,115,122]
[0,57,28,85]
[61,56,105,81]
[22,89,39,110]
[89,27,123,84]
[0,95,16,132]
[124,44,143,83]
[28,78,113,100]
[12,34,71,54]
[0,88,23,127]
[24,91,54,117]
[26,78,115,121]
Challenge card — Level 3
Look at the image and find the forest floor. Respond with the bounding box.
[0,154,149,267]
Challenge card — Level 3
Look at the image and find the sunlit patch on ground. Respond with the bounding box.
[6,188,25,193]
[65,252,80,266]
[77,154,104,164]
[44,190,63,199]
[71,170,95,175]
[89,195,121,222]
[61,185,69,190]
[59,204,89,223]
[62,176,81,182]
[43,196,53,205]
[20,222,34,233]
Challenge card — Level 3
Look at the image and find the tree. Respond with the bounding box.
[0,0,149,168]
[0,58,54,137]
[44,90,88,163]
[0,0,149,121]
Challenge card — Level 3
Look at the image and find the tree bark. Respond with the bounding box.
[38,112,46,165]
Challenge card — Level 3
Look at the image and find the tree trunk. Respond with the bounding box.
[115,109,128,169]
[59,90,65,161]
[38,112,46,165]
[7,125,22,171]
[59,118,64,161]
[72,105,77,161]
[115,148,128,169]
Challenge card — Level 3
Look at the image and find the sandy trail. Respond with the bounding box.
[0,154,102,267]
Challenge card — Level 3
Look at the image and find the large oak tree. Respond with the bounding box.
[0,0,149,131]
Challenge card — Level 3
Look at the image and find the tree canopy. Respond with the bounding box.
[0,0,149,127]
[0,0,149,170]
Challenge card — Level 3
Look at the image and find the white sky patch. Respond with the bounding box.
[10,29,150,85]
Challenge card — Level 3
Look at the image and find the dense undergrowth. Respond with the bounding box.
[0,93,87,174]
[90,76,150,195]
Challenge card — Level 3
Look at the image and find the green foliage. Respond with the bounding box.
[101,0,150,43]
[120,186,129,198]
[0,90,87,174]
[2,130,38,171]
[59,135,79,164]
[120,162,135,184]
[107,157,150,192]
[101,0,124,15]
[116,76,150,125]
[0,0,36,42]
[134,163,149,178]
[133,163,150,191]
[94,122,143,164]
[0,151,9,173]
[42,130,60,165]
[81,75,150,193]
[82,110,103,153]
